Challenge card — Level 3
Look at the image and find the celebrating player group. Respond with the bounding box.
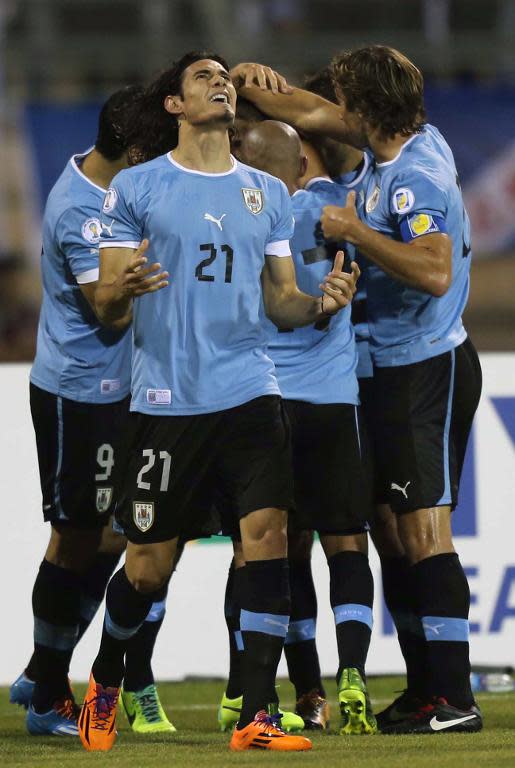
[12,43,482,753]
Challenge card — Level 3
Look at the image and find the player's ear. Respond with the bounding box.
[164,95,183,116]
[299,154,308,180]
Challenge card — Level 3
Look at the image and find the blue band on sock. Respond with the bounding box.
[240,610,289,638]
[80,595,101,623]
[422,616,469,642]
[34,618,78,651]
[145,599,166,623]
[234,630,244,651]
[333,603,373,630]
[390,610,425,637]
[105,609,143,641]
[284,618,316,645]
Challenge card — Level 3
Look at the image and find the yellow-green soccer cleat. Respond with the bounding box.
[217,693,304,733]
[337,668,377,735]
[121,684,177,734]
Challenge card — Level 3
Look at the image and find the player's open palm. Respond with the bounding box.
[320,250,360,314]
[120,239,169,297]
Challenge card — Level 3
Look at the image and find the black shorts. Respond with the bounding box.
[284,400,371,535]
[115,396,293,544]
[30,383,130,529]
[371,337,482,514]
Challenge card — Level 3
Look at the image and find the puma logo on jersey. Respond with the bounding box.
[423,622,445,636]
[204,212,226,231]
[101,219,115,236]
[391,481,411,498]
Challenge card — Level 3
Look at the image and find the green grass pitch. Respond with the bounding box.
[1,677,514,767]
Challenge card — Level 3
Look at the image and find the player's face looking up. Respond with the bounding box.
[164,59,236,128]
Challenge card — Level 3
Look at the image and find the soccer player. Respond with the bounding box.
[235,119,376,735]
[77,51,357,753]
[234,46,483,733]
[15,87,175,737]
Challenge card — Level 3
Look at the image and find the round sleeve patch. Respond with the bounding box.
[81,217,101,244]
[102,187,118,213]
[392,187,415,214]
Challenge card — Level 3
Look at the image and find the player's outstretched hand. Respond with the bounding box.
[319,251,360,315]
[230,63,293,94]
[120,239,169,297]
[321,191,360,243]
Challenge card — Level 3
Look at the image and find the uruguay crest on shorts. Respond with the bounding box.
[133,501,154,532]
[241,188,264,214]
[96,487,113,514]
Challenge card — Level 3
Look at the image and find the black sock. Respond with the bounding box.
[413,553,473,709]
[238,559,290,728]
[328,551,374,682]
[30,560,82,712]
[123,582,169,692]
[77,552,121,643]
[224,561,246,699]
[284,559,324,699]
[381,556,427,697]
[91,567,156,689]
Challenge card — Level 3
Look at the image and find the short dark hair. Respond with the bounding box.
[95,85,144,161]
[331,45,426,139]
[127,51,230,165]
[235,96,267,124]
[304,66,338,104]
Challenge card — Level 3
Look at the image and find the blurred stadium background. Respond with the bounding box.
[0,1,514,685]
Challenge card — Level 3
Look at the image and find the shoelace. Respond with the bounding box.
[55,697,79,720]
[254,711,286,734]
[87,687,117,731]
[135,690,161,723]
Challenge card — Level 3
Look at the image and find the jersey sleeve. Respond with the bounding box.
[54,207,102,281]
[265,180,294,257]
[99,171,143,250]
[389,170,449,243]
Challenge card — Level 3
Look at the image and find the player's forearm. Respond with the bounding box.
[238,86,344,140]
[94,283,133,329]
[265,287,326,328]
[352,221,451,296]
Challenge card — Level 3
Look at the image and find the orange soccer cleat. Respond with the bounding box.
[229,710,312,751]
[78,673,119,751]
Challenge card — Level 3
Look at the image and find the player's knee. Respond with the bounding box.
[46,525,101,571]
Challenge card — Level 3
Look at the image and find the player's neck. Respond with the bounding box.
[368,131,415,164]
[172,125,233,173]
[81,149,127,189]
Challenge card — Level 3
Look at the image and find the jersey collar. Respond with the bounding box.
[70,148,107,193]
[167,152,237,177]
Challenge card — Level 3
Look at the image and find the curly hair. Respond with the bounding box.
[95,85,145,161]
[126,51,230,165]
[331,45,426,140]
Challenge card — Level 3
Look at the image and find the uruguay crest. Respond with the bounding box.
[366,185,381,213]
[242,188,264,214]
[133,502,154,532]
[96,487,113,514]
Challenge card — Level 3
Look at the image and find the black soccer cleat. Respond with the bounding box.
[380,697,483,735]
[376,689,422,731]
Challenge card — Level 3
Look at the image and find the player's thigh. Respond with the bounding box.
[284,399,371,536]
[216,395,294,544]
[30,384,127,529]
[115,411,219,545]
[372,349,466,515]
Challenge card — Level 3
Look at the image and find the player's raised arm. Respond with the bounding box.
[231,62,346,141]
[261,249,359,328]
[95,239,169,329]
[321,192,452,297]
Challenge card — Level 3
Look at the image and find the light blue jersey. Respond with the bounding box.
[265,177,358,405]
[99,153,294,416]
[335,153,374,379]
[363,124,470,367]
[30,152,131,403]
